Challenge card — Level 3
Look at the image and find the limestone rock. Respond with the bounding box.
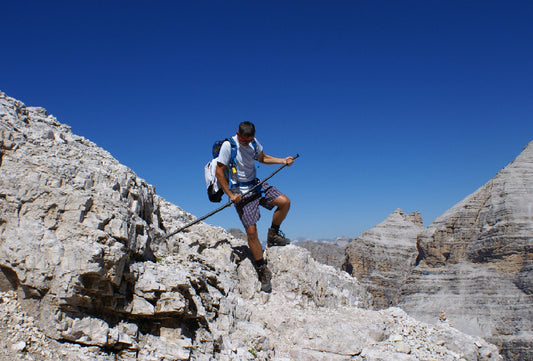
[0,90,240,353]
[342,209,425,308]
[340,142,533,360]
[398,141,533,361]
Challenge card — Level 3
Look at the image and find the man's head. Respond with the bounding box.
[237,121,255,145]
[238,121,255,138]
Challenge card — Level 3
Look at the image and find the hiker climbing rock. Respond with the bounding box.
[216,121,294,293]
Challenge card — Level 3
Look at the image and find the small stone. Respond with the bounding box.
[12,340,27,352]
[389,334,403,342]
[395,341,411,354]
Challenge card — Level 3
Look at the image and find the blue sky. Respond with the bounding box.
[2,1,532,240]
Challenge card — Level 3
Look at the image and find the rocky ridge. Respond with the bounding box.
[0,91,501,360]
[342,142,533,360]
[342,209,424,309]
[400,140,533,361]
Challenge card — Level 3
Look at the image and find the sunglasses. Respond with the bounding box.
[237,133,254,144]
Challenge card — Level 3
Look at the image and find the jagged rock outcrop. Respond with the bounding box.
[0,91,501,360]
[399,141,533,361]
[342,209,424,309]
[0,91,234,357]
[342,142,533,361]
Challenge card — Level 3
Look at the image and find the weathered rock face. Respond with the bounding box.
[398,141,533,361]
[0,91,501,360]
[342,142,533,361]
[342,209,424,309]
[0,91,236,358]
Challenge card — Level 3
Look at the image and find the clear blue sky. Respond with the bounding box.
[2,1,532,240]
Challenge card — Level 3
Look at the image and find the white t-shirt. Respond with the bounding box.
[217,135,263,192]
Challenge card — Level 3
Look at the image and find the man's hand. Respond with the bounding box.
[230,193,242,204]
[285,156,295,166]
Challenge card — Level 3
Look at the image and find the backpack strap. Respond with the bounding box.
[227,137,237,164]
[226,138,238,186]
[251,139,259,160]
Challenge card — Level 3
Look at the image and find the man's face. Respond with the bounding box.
[237,132,254,146]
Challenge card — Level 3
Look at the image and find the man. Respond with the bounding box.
[216,121,294,293]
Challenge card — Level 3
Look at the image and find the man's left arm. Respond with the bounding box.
[258,152,294,166]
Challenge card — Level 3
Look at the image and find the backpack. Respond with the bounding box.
[204,137,257,202]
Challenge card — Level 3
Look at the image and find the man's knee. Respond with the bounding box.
[276,194,290,209]
[246,224,258,237]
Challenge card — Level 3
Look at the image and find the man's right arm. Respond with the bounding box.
[216,162,242,204]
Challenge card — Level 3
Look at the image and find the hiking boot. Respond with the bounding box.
[267,228,291,247]
[255,264,272,293]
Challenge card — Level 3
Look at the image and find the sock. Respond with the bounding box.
[253,258,266,268]
[270,223,280,232]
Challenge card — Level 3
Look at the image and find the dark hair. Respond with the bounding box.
[238,121,256,137]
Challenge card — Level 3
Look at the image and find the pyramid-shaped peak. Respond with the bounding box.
[503,139,533,169]
[380,208,424,228]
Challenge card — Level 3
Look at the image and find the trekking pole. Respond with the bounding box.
[162,154,299,239]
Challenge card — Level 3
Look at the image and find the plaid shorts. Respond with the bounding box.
[234,182,283,229]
